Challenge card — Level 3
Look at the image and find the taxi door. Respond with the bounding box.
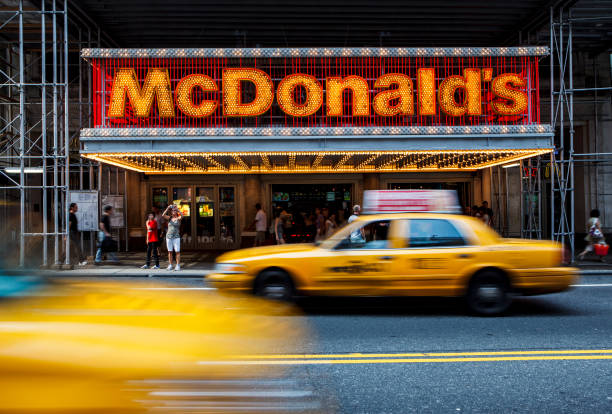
[312,219,403,296]
[389,218,477,295]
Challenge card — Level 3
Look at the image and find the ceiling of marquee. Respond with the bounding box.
[83,149,552,174]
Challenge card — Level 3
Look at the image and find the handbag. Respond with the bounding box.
[101,236,118,253]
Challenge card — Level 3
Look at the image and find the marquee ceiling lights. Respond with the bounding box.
[82,46,549,59]
[83,149,551,175]
[80,124,552,139]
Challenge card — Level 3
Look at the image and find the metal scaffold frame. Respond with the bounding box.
[0,0,111,267]
[549,6,575,257]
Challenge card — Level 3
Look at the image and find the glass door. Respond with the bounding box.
[219,186,238,249]
[196,187,216,248]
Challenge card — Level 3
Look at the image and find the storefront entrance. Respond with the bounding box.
[270,183,353,243]
[151,184,239,250]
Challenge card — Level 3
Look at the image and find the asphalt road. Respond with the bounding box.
[68,274,612,413]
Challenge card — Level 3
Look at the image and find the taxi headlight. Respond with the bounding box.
[214,263,247,274]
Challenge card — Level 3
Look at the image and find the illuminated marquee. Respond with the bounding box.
[85,47,543,130]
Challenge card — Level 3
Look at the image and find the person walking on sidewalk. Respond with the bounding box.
[142,212,160,269]
[66,203,87,266]
[578,209,606,260]
[95,205,118,264]
[163,205,182,271]
[252,203,267,246]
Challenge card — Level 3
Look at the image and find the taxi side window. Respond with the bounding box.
[335,220,391,250]
[407,219,466,248]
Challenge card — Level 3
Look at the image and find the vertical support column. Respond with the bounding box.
[568,10,575,258]
[18,0,25,267]
[64,0,70,265]
[550,8,556,242]
[520,159,524,238]
[124,169,128,252]
[52,0,59,265]
[41,0,48,266]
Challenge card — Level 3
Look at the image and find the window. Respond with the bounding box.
[335,220,391,249]
[408,219,465,248]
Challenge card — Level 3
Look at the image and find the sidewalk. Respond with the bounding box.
[43,251,217,278]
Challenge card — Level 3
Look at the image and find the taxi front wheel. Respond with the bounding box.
[466,271,512,316]
[255,270,294,301]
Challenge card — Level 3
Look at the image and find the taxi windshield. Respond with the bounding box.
[318,218,368,249]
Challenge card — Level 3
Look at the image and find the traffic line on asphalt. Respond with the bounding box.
[572,283,612,287]
[238,349,612,359]
[200,355,612,365]
[207,349,612,365]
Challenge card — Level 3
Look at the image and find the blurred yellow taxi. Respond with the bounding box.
[0,276,318,413]
[210,210,578,315]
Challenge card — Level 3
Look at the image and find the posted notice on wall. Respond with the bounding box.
[101,195,125,228]
[68,191,99,231]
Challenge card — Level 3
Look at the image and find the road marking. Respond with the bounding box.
[212,349,612,365]
[239,349,612,359]
[200,355,612,365]
[572,283,612,287]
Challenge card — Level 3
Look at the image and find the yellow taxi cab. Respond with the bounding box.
[0,276,313,413]
[209,191,578,315]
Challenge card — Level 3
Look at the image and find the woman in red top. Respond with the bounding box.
[142,212,160,269]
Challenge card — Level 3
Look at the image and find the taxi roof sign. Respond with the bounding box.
[363,190,462,214]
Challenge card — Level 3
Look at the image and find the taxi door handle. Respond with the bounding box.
[457,254,473,259]
[379,256,395,261]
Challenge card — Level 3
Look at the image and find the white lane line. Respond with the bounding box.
[572,283,612,287]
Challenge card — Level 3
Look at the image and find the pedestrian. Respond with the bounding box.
[481,201,493,226]
[252,203,267,247]
[94,205,118,264]
[152,205,165,255]
[315,207,325,242]
[348,204,365,243]
[325,213,337,238]
[274,209,285,244]
[142,212,160,269]
[578,209,606,260]
[473,206,482,219]
[163,204,182,271]
[65,203,87,266]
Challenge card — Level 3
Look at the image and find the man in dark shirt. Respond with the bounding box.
[95,205,118,264]
[68,203,86,265]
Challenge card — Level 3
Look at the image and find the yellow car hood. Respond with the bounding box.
[217,243,318,262]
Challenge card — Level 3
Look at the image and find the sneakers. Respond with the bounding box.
[152,265,160,269]
[166,264,173,271]
[174,264,181,271]
[141,264,149,269]
[78,261,88,266]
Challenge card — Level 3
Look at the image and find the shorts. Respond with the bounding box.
[166,237,180,252]
[255,231,266,242]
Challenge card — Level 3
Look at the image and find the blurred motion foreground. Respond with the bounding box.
[0,276,324,413]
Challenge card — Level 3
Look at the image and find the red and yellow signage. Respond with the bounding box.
[90,51,540,129]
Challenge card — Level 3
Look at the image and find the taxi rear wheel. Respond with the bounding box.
[466,271,511,315]
[254,270,294,301]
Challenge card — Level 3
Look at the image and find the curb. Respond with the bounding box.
[578,269,612,275]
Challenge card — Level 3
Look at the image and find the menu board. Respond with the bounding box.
[101,195,125,227]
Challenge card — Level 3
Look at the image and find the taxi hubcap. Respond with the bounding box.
[262,284,287,299]
[477,285,502,302]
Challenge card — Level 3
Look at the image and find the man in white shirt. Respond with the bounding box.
[348,204,365,243]
[253,203,267,246]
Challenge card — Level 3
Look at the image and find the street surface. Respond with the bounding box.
[68,274,612,413]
